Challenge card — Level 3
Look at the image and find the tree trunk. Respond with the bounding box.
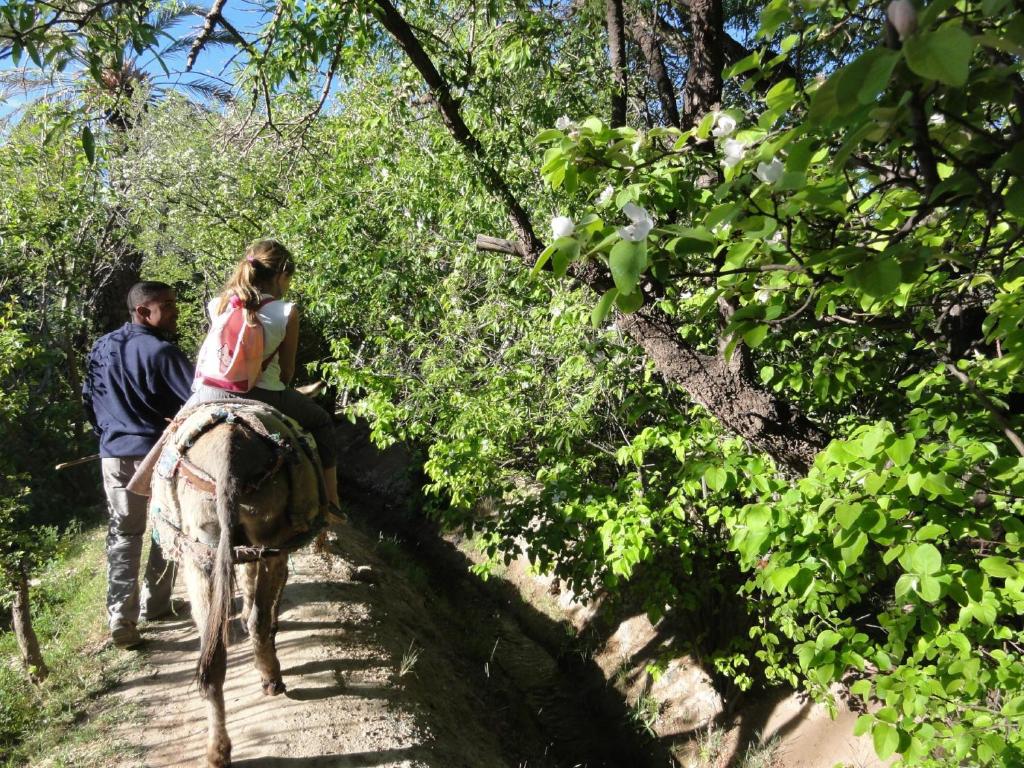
[373,0,830,474]
[91,248,143,333]
[369,0,544,257]
[11,570,48,683]
[605,0,628,126]
[680,0,724,126]
[663,4,798,96]
[628,11,680,127]
[618,310,828,474]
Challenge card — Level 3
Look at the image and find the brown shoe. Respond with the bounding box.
[326,503,346,525]
[111,621,142,649]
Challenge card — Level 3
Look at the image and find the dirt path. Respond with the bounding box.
[114,523,565,768]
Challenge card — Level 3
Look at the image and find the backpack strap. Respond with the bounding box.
[256,297,285,371]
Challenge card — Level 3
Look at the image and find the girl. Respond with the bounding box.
[191,240,340,513]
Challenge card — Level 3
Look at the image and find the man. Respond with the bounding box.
[83,281,193,648]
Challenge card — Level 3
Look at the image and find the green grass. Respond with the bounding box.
[1,523,145,767]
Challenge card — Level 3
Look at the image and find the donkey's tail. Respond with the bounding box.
[197,427,240,693]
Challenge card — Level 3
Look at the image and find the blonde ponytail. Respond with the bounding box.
[216,240,295,322]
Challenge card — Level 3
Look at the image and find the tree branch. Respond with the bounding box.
[626,8,680,127]
[944,363,1024,458]
[369,0,544,257]
[186,0,230,72]
[605,0,628,126]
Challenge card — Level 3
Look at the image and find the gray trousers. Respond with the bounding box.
[102,457,175,628]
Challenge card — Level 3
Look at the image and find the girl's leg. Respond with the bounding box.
[248,388,340,508]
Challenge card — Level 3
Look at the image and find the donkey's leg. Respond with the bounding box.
[182,558,232,768]
[246,555,287,695]
[269,557,289,638]
[238,561,258,636]
[202,638,231,767]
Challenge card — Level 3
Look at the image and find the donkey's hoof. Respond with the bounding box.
[262,678,286,696]
[206,736,231,767]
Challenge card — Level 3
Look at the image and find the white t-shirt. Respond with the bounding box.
[206,294,295,391]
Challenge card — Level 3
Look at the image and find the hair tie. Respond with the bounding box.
[229,295,244,309]
[246,254,255,263]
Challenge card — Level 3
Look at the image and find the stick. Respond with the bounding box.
[475,234,527,256]
[55,454,100,471]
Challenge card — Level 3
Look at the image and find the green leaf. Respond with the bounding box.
[916,523,947,541]
[808,73,840,126]
[841,531,869,566]
[873,722,900,760]
[609,239,647,296]
[550,237,580,277]
[911,543,942,575]
[1004,182,1024,218]
[768,563,800,592]
[535,128,564,143]
[81,125,96,164]
[885,434,916,466]
[742,324,769,348]
[723,50,761,79]
[895,573,917,600]
[850,679,872,700]
[918,574,942,602]
[836,503,863,530]
[856,49,900,105]
[854,714,873,737]
[850,256,902,298]
[666,227,715,254]
[591,288,618,328]
[903,25,976,88]
[980,556,1018,579]
[704,466,727,492]
[615,289,643,313]
[530,243,556,278]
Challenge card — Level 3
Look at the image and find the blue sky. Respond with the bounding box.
[0,2,273,120]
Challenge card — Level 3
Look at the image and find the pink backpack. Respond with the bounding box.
[195,296,281,393]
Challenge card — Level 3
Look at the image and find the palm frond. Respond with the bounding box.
[174,77,235,104]
[0,68,76,99]
[147,3,205,32]
[161,29,236,58]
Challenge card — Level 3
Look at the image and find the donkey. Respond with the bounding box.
[148,403,325,768]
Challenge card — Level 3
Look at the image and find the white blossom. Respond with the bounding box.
[769,230,784,243]
[618,202,655,242]
[679,290,694,300]
[887,0,917,41]
[551,215,575,239]
[755,157,785,185]
[722,138,746,168]
[555,115,573,131]
[712,113,737,138]
[597,185,615,205]
[754,287,773,303]
[928,113,946,126]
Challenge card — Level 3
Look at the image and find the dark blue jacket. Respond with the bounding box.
[82,323,193,458]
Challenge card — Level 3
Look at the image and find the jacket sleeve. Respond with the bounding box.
[81,347,99,436]
[153,344,195,414]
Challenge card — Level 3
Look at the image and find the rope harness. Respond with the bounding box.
[149,401,327,573]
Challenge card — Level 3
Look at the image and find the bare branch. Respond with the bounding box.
[186,0,230,72]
